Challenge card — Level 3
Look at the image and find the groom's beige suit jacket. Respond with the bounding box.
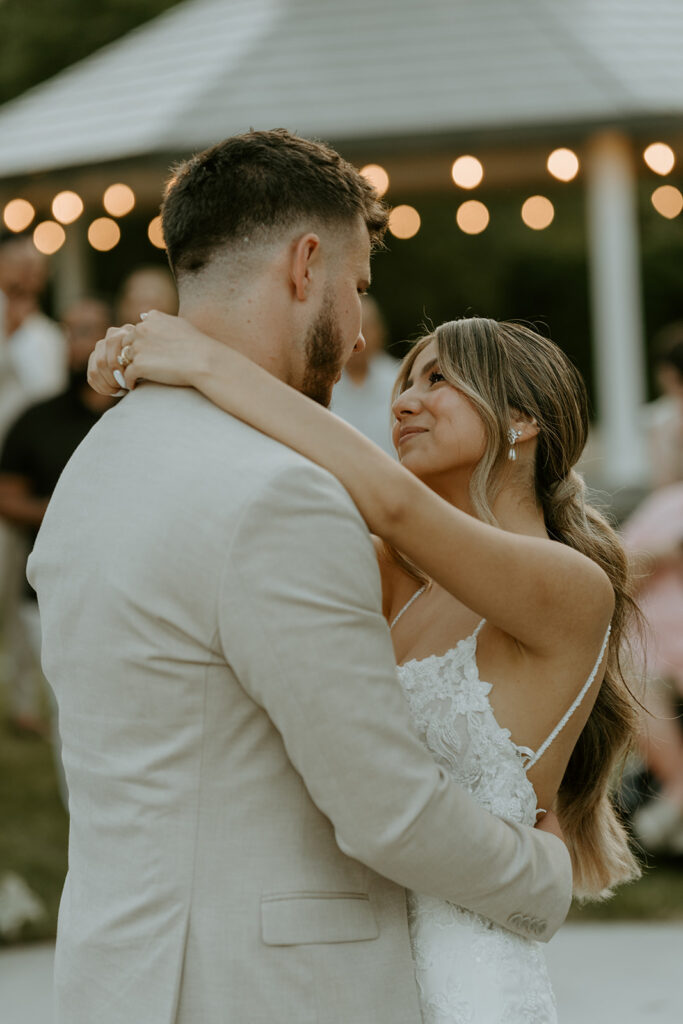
[28,384,571,1024]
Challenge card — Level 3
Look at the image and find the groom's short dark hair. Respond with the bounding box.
[161,129,388,279]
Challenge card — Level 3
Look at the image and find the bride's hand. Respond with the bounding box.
[535,809,566,846]
[87,310,216,394]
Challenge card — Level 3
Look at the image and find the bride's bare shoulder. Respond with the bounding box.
[371,535,419,622]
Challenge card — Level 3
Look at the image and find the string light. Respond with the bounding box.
[388,205,421,239]
[643,143,675,176]
[52,191,84,225]
[33,221,66,255]
[451,156,484,189]
[547,148,579,182]
[651,185,683,219]
[103,183,135,217]
[147,216,165,249]
[455,200,489,235]
[3,199,35,232]
[521,196,554,230]
[359,164,390,197]
[88,217,121,251]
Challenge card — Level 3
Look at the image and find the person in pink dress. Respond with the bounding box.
[621,483,683,853]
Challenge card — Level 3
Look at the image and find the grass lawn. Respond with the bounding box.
[0,719,68,945]
[1,709,682,945]
[569,858,683,922]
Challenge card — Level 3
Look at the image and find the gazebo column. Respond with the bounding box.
[54,222,89,316]
[585,130,648,490]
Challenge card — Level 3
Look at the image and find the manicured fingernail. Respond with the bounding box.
[113,369,129,390]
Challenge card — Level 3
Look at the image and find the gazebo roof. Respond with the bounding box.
[1,0,683,177]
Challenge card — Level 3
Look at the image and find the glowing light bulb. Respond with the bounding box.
[147,216,165,249]
[547,148,579,182]
[643,143,675,176]
[651,185,683,219]
[451,156,484,189]
[103,183,135,217]
[3,198,35,232]
[52,190,84,225]
[88,217,121,251]
[455,200,489,235]
[33,221,66,255]
[388,205,421,239]
[360,164,390,197]
[521,196,554,230]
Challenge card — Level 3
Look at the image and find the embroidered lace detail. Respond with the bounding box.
[397,633,558,1023]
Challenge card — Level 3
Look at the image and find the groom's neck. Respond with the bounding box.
[178,295,292,383]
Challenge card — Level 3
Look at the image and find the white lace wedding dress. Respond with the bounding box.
[392,587,610,1023]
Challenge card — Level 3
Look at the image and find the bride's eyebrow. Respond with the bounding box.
[404,357,439,391]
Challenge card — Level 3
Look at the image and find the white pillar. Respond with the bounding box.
[585,131,648,489]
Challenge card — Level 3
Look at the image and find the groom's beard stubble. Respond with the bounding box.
[301,303,345,408]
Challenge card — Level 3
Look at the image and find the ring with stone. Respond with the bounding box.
[117,344,133,368]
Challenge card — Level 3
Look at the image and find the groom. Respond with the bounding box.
[28,130,571,1024]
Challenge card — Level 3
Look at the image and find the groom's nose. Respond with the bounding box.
[353,332,366,355]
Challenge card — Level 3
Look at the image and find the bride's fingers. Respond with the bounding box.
[122,361,142,390]
[88,338,120,394]
[105,323,135,368]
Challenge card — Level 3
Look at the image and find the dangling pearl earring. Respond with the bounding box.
[507,427,522,461]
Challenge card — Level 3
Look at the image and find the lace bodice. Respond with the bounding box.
[397,625,538,826]
[396,624,559,1023]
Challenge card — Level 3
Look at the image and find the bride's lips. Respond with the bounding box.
[398,426,428,444]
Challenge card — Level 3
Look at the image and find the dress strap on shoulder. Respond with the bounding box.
[389,584,427,631]
[523,624,612,771]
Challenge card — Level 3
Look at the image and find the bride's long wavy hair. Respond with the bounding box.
[389,317,641,900]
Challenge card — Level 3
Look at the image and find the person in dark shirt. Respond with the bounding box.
[0,297,115,756]
[0,297,115,541]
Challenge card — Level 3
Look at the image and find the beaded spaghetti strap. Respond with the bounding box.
[389,584,427,631]
[523,624,612,771]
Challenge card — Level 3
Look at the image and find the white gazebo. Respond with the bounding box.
[2,0,683,487]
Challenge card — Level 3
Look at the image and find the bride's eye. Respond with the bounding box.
[428,370,446,385]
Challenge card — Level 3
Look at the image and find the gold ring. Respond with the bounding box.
[117,344,133,368]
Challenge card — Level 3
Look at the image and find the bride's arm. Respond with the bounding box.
[90,312,613,652]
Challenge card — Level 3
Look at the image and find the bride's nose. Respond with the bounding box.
[392,386,421,420]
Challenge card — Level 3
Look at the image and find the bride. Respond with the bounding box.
[90,311,640,1022]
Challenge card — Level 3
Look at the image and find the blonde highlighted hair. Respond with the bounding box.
[391,318,641,900]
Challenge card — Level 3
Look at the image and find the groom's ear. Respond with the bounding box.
[290,232,321,302]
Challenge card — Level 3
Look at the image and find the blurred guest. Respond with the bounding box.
[621,483,683,853]
[116,265,177,324]
[0,234,67,401]
[0,297,115,764]
[330,295,399,455]
[643,322,683,488]
[0,234,67,736]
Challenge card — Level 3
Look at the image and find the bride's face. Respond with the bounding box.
[391,341,487,480]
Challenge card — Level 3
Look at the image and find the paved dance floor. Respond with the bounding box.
[1,922,680,1023]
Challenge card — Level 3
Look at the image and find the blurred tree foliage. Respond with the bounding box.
[0,0,183,106]
[0,0,679,408]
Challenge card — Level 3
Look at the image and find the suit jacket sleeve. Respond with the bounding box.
[218,460,572,940]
